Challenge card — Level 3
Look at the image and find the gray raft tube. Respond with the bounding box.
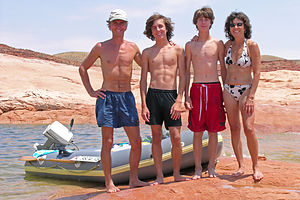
[23,130,223,184]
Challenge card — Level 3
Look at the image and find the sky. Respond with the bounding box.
[1,0,300,59]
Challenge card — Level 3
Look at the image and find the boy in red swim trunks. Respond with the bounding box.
[185,7,226,178]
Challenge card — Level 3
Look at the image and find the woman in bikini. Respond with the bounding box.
[223,11,263,181]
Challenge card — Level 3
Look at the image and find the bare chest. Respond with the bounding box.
[100,47,136,67]
[191,42,218,59]
[149,47,177,67]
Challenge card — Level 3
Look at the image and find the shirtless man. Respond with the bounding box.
[79,9,149,193]
[140,14,189,185]
[185,7,226,179]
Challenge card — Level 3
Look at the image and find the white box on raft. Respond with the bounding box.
[43,121,73,145]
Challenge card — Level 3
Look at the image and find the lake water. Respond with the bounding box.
[0,124,299,200]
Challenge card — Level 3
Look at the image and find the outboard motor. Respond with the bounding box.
[34,120,76,154]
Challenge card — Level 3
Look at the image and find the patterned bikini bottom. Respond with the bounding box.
[224,84,251,101]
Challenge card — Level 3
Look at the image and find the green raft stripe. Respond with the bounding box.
[25,135,223,177]
[25,165,101,176]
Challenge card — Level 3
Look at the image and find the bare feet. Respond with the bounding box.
[253,167,263,181]
[106,183,120,193]
[174,174,191,182]
[129,179,150,188]
[150,177,164,186]
[208,167,218,178]
[232,168,245,177]
[192,169,202,180]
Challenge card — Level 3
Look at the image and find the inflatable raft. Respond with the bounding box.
[20,121,223,183]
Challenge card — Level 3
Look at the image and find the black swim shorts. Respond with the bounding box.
[146,88,182,130]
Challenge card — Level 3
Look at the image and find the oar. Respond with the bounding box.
[19,156,37,162]
[19,156,75,163]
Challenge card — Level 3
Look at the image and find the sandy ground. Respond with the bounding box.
[1,53,299,132]
[1,53,300,199]
[48,157,300,200]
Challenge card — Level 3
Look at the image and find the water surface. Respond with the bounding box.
[0,124,299,199]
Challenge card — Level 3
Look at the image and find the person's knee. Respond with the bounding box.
[208,133,218,140]
[131,143,141,152]
[229,124,241,133]
[152,135,162,145]
[193,132,203,139]
[171,134,181,146]
[152,131,162,144]
[244,125,255,136]
[102,138,113,150]
[130,134,141,143]
[130,137,141,150]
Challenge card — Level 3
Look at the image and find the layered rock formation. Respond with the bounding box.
[1,44,300,199]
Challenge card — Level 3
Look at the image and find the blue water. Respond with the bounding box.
[0,124,299,200]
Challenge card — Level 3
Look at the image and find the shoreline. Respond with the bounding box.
[1,51,300,199]
[47,157,300,200]
[1,53,299,133]
[1,103,300,134]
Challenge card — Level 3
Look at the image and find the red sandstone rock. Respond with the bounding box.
[48,157,300,200]
[1,45,300,200]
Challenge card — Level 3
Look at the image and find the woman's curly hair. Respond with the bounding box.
[224,11,252,41]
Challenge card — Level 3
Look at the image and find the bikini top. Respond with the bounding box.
[225,40,251,68]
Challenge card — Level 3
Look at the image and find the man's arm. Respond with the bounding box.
[184,42,193,110]
[133,43,142,67]
[170,46,186,120]
[176,46,186,101]
[139,49,150,122]
[218,40,226,85]
[79,42,106,99]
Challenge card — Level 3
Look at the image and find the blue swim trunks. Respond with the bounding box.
[95,91,139,128]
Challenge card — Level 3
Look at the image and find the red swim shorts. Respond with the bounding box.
[188,82,226,133]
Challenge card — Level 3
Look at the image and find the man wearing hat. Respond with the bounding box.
[79,9,149,193]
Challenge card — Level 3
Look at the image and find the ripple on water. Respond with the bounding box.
[0,124,299,199]
[220,131,300,163]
